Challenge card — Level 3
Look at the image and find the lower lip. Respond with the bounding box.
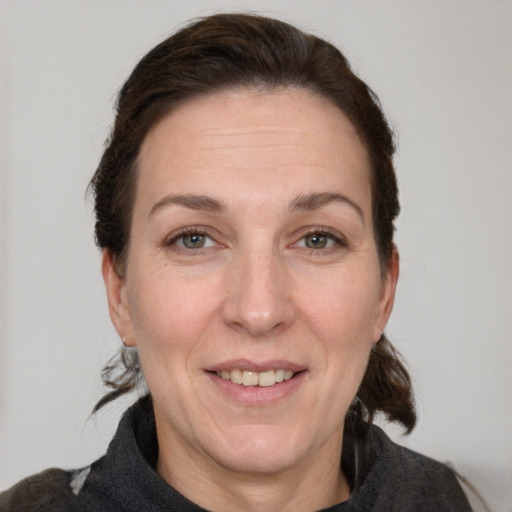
[206,371,307,405]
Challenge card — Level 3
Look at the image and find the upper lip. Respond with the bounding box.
[207,359,306,373]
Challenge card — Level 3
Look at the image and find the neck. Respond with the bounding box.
[156,427,350,512]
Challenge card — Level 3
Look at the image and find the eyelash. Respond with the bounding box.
[163,226,348,255]
[294,227,348,253]
[164,226,218,254]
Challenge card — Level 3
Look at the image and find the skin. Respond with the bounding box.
[103,87,399,512]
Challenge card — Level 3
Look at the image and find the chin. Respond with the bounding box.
[207,425,306,475]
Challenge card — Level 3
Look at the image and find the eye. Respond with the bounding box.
[301,233,336,249]
[296,231,340,250]
[166,229,218,251]
[178,233,215,249]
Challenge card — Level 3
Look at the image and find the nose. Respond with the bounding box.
[223,248,294,337]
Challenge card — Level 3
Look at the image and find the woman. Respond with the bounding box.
[0,13,473,511]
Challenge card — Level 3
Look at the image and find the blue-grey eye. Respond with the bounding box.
[180,233,209,249]
[167,230,218,251]
[303,233,334,249]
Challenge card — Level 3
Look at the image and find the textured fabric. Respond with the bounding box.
[0,396,472,511]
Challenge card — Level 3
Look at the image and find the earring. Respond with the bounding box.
[122,336,127,347]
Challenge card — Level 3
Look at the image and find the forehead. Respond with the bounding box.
[135,87,372,215]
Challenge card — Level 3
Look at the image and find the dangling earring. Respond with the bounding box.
[122,336,127,347]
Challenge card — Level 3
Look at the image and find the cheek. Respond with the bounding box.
[299,269,381,345]
[128,267,219,353]
[126,271,219,401]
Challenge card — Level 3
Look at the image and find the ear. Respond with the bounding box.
[373,246,399,342]
[102,249,135,347]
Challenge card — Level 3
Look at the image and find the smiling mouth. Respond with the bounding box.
[215,369,296,387]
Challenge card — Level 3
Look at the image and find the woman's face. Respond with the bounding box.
[104,88,398,479]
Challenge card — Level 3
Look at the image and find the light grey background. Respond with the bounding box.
[1,1,511,510]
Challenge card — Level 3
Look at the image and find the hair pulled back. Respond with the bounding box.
[90,13,416,433]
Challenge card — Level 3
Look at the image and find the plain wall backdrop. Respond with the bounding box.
[1,1,511,510]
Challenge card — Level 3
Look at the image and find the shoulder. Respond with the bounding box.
[388,435,460,483]
[349,425,473,511]
[0,467,79,511]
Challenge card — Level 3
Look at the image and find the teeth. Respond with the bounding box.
[258,370,275,387]
[231,369,243,384]
[216,369,296,387]
[242,371,258,386]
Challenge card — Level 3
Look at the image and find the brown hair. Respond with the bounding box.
[90,13,416,433]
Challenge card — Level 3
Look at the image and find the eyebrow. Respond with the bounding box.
[148,191,364,222]
[149,194,225,217]
[289,192,364,222]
